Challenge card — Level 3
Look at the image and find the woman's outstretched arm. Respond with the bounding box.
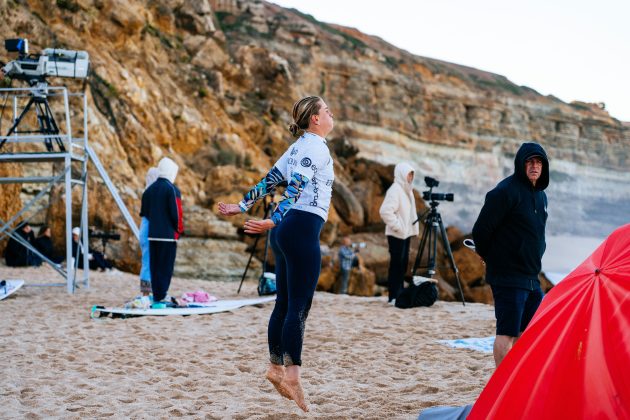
[218,166,285,217]
[243,172,309,234]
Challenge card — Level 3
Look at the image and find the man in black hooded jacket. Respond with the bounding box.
[473,142,549,367]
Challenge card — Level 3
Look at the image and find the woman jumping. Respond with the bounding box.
[218,96,335,412]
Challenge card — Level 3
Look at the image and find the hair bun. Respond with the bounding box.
[288,122,300,137]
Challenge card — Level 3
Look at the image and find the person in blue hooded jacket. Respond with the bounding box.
[472,142,549,368]
[139,167,159,296]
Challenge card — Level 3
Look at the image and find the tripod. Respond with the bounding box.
[0,82,65,152]
[237,198,276,295]
[411,200,466,306]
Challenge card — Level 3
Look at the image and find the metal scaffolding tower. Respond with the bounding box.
[0,85,138,293]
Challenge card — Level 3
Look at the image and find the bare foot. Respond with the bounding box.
[282,377,309,412]
[265,366,292,400]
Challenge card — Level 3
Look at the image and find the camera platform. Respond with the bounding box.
[0,85,139,294]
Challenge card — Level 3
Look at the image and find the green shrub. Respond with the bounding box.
[57,0,80,12]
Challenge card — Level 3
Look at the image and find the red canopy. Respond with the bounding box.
[469,224,630,420]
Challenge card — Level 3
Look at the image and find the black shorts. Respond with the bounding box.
[491,284,544,337]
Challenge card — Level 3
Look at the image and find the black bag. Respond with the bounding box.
[395,281,438,309]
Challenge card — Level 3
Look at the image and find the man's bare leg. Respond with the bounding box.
[265,363,292,400]
[494,335,516,367]
[282,365,309,412]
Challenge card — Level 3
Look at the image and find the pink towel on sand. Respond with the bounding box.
[182,290,217,303]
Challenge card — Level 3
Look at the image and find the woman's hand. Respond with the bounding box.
[218,202,242,217]
[244,218,275,234]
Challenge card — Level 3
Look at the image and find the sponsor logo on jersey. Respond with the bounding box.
[301,157,312,167]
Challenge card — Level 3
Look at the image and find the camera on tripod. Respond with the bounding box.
[2,38,89,84]
[88,229,121,241]
[422,176,454,202]
[410,176,466,306]
[0,38,90,152]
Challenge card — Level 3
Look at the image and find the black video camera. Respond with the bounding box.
[89,229,121,241]
[422,176,454,202]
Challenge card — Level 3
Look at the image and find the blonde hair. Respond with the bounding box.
[288,96,322,138]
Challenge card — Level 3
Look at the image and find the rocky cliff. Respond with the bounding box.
[1,0,628,293]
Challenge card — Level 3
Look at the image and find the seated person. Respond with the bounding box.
[34,225,64,264]
[71,227,113,271]
[4,222,41,267]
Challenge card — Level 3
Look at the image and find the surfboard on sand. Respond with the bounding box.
[91,296,276,319]
[0,279,25,301]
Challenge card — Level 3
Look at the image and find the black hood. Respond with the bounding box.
[514,142,549,191]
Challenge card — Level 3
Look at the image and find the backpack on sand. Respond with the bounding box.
[395,281,438,309]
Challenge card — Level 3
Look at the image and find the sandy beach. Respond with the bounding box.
[0,265,496,419]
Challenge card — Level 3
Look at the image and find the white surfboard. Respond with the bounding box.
[92,296,276,318]
[0,279,25,301]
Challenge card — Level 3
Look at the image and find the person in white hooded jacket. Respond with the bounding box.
[379,162,419,303]
[140,157,184,303]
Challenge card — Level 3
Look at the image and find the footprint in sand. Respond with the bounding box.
[117,398,136,404]
[64,394,85,403]
[19,387,34,396]
[169,408,185,417]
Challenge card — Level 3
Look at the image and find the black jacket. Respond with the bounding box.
[472,142,549,289]
[140,178,184,241]
[5,228,35,267]
[34,236,54,259]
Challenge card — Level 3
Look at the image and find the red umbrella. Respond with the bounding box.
[469,224,630,420]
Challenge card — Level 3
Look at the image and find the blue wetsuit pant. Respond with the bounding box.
[268,210,324,366]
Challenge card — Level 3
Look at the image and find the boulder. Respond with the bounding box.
[183,204,238,239]
[316,259,376,297]
[440,246,485,290]
[347,264,376,297]
[331,178,364,227]
[351,179,385,226]
[175,0,216,34]
[445,226,465,246]
[342,232,390,284]
[109,0,146,37]
[437,277,458,302]
[316,266,337,292]
[174,237,260,281]
[190,38,229,70]
[465,285,493,305]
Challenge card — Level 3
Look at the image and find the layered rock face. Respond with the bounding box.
[0,0,627,297]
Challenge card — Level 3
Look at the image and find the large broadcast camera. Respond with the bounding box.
[0,38,90,151]
[422,176,454,203]
[2,38,89,85]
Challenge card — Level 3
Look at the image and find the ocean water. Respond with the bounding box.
[541,235,605,284]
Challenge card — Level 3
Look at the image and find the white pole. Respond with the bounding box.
[82,92,89,288]
[65,153,74,294]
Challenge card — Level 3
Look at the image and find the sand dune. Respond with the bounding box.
[1,265,496,419]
